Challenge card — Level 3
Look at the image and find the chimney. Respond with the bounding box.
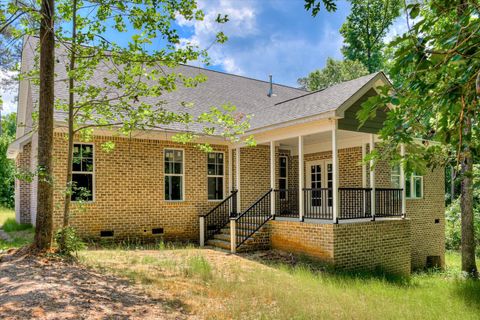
[267,74,273,97]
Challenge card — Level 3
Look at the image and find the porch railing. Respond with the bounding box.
[273,188,299,218]
[303,188,333,220]
[338,188,372,219]
[273,187,402,221]
[235,189,272,248]
[375,188,403,217]
[202,190,238,241]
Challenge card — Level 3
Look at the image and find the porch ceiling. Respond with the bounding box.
[272,130,371,152]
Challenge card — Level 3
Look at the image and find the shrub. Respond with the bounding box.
[55,226,86,256]
[184,255,213,281]
[445,199,480,254]
[2,218,33,232]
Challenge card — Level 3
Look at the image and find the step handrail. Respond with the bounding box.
[201,190,238,241]
[234,189,273,248]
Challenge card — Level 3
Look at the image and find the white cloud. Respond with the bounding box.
[0,70,18,115]
[178,0,259,75]
[178,0,345,86]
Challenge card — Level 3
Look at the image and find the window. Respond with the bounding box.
[165,149,183,201]
[391,165,423,199]
[390,165,401,189]
[278,156,288,200]
[72,144,94,201]
[207,152,224,200]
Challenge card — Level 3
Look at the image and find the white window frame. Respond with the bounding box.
[278,155,288,200]
[164,148,185,202]
[207,151,225,201]
[391,164,423,199]
[71,142,95,203]
[390,165,401,189]
[409,173,424,199]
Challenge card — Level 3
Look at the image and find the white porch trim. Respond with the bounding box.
[270,140,276,216]
[369,134,376,219]
[298,135,304,221]
[331,120,339,223]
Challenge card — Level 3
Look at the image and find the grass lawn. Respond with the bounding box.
[79,247,480,320]
[0,207,34,251]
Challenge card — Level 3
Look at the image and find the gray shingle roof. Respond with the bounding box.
[22,37,380,134]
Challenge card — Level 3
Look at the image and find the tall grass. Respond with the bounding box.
[79,249,480,320]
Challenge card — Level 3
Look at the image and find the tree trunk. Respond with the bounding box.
[34,0,55,251]
[460,116,477,277]
[62,0,77,230]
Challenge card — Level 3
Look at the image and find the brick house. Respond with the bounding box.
[8,38,445,275]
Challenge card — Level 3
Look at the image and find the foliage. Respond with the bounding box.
[340,0,402,73]
[297,58,369,91]
[2,217,32,232]
[358,1,480,274]
[55,226,86,256]
[445,165,480,255]
[304,0,338,15]
[0,112,16,208]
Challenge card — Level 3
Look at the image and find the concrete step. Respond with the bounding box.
[206,239,231,250]
[213,233,231,241]
[220,228,256,236]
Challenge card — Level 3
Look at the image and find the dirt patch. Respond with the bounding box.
[0,251,194,319]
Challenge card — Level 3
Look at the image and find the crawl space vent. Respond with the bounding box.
[100,230,114,237]
[152,228,164,235]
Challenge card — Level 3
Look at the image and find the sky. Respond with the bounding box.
[0,0,408,115]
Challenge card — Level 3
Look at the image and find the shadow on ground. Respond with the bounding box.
[0,252,192,319]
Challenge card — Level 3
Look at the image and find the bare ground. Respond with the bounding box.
[0,251,194,320]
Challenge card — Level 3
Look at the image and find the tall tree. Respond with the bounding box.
[359,0,479,276]
[340,0,402,73]
[34,0,55,251]
[297,58,369,91]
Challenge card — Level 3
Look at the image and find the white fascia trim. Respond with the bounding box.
[335,73,393,118]
[245,110,337,136]
[7,132,33,159]
[53,121,233,146]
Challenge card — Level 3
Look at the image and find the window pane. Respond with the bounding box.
[165,150,174,161]
[391,176,400,189]
[216,164,224,176]
[72,157,82,172]
[391,165,400,175]
[72,173,93,201]
[280,167,287,178]
[82,145,93,158]
[279,179,287,190]
[208,177,223,200]
[165,176,182,200]
[82,158,94,172]
[73,145,81,158]
[414,177,422,198]
[405,178,411,198]
[174,162,182,174]
[174,150,183,161]
[208,163,216,175]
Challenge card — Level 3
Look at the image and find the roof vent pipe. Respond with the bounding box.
[267,74,273,97]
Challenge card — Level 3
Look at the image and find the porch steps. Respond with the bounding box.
[206,224,258,251]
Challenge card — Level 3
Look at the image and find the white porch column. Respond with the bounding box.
[270,141,276,216]
[369,134,376,220]
[199,216,205,247]
[362,143,367,216]
[400,144,406,218]
[228,147,233,194]
[298,136,304,221]
[331,120,339,223]
[362,143,367,188]
[235,146,241,213]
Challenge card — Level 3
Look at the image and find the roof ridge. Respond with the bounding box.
[176,63,307,92]
[273,72,381,106]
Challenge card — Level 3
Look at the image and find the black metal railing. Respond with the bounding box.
[303,188,333,220]
[235,189,272,248]
[375,188,403,217]
[338,188,372,219]
[202,190,238,241]
[274,188,299,218]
